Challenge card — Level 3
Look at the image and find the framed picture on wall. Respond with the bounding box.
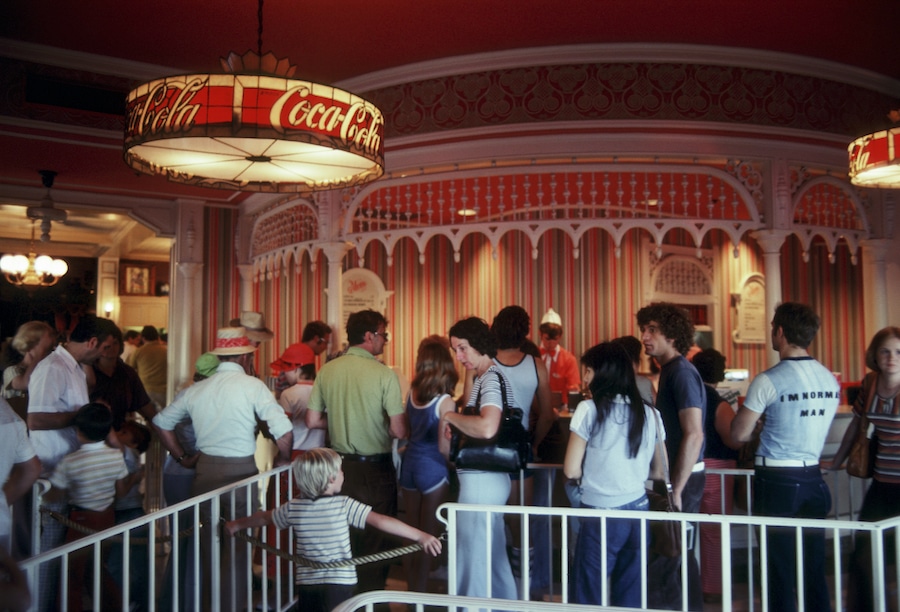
[124,266,151,295]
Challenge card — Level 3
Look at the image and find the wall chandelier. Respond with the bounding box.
[0,223,68,287]
[123,0,384,193]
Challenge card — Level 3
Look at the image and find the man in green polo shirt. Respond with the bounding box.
[306,309,406,596]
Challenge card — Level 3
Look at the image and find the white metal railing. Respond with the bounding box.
[19,464,298,612]
[14,464,899,612]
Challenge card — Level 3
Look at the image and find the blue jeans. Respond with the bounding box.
[754,466,832,612]
[573,494,649,607]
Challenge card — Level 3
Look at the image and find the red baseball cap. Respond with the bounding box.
[270,343,315,373]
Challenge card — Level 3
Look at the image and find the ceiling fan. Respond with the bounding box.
[26,170,67,242]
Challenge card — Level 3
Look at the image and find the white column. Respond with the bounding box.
[751,229,791,368]
[96,256,119,323]
[168,201,206,398]
[237,264,255,315]
[861,239,891,340]
[321,242,353,349]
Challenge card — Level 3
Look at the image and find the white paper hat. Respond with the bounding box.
[541,308,562,326]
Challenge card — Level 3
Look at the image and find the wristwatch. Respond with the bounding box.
[174,452,189,464]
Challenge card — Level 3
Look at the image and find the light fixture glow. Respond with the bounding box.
[1,251,68,287]
[457,208,477,217]
[124,52,385,193]
[849,127,900,188]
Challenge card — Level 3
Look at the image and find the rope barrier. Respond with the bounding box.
[229,524,444,569]
[39,507,197,544]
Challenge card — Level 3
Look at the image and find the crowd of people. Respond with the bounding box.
[0,302,897,612]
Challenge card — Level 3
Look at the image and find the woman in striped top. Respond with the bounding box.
[832,326,900,611]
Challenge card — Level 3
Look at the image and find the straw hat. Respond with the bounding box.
[270,343,315,373]
[239,311,274,342]
[210,327,258,355]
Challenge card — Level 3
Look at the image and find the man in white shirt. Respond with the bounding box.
[732,303,839,612]
[154,326,292,611]
[27,314,117,611]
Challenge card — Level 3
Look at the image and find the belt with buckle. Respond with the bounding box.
[341,452,392,463]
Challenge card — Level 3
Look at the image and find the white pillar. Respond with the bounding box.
[861,239,891,340]
[321,242,353,349]
[751,229,791,368]
[168,201,206,398]
[237,264,255,315]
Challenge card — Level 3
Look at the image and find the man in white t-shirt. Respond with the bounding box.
[732,302,839,612]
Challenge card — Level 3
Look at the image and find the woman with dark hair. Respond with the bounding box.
[441,317,518,602]
[564,342,663,607]
[488,306,554,586]
[832,326,900,611]
[401,337,458,593]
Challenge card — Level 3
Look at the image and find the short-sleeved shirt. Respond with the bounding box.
[50,441,128,511]
[154,361,291,457]
[90,359,152,430]
[656,355,707,466]
[280,382,325,451]
[743,356,839,462]
[0,398,36,541]
[272,495,372,585]
[570,395,662,508]
[28,345,89,475]
[308,347,404,455]
[855,372,900,484]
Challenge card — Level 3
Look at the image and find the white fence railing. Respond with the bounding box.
[14,464,900,612]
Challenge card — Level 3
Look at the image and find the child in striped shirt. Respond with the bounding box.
[225,447,441,612]
[47,402,141,611]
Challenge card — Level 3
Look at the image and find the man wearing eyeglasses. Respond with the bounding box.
[306,309,406,597]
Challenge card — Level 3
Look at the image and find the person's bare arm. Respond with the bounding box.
[531,358,557,456]
[27,411,76,431]
[366,511,442,556]
[830,414,861,470]
[274,431,293,467]
[389,412,408,440]
[437,396,456,458]
[563,434,587,480]
[731,406,762,444]
[115,468,143,499]
[306,409,327,430]
[137,401,158,422]
[225,510,274,536]
[3,457,41,505]
[443,404,502,439]
[714,401,743,450]
[671,407,703,510]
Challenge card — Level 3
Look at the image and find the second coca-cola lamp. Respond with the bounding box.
[848,110,900,188]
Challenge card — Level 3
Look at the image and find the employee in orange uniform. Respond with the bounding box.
[539,308,580,398]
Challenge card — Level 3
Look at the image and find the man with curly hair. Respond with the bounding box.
[637,302,706,610]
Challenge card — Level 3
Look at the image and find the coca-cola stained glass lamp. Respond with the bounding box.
[849,111,900,188]
[124,51,384,193]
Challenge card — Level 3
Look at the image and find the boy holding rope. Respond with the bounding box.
[225,447,441,612]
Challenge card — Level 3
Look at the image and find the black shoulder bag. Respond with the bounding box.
[449,371,529,472]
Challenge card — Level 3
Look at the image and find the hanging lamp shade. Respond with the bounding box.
[848,127,900,188]
[124,51,384,193]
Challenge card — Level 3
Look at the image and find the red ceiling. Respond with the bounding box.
[0,0,897,206]
[3,0,899,83]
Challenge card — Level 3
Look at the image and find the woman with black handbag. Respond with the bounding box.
[563,342,663,607]
[441,317,519,605]
[830,326,900,611]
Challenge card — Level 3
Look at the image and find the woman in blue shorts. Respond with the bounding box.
[400,336,458,592]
